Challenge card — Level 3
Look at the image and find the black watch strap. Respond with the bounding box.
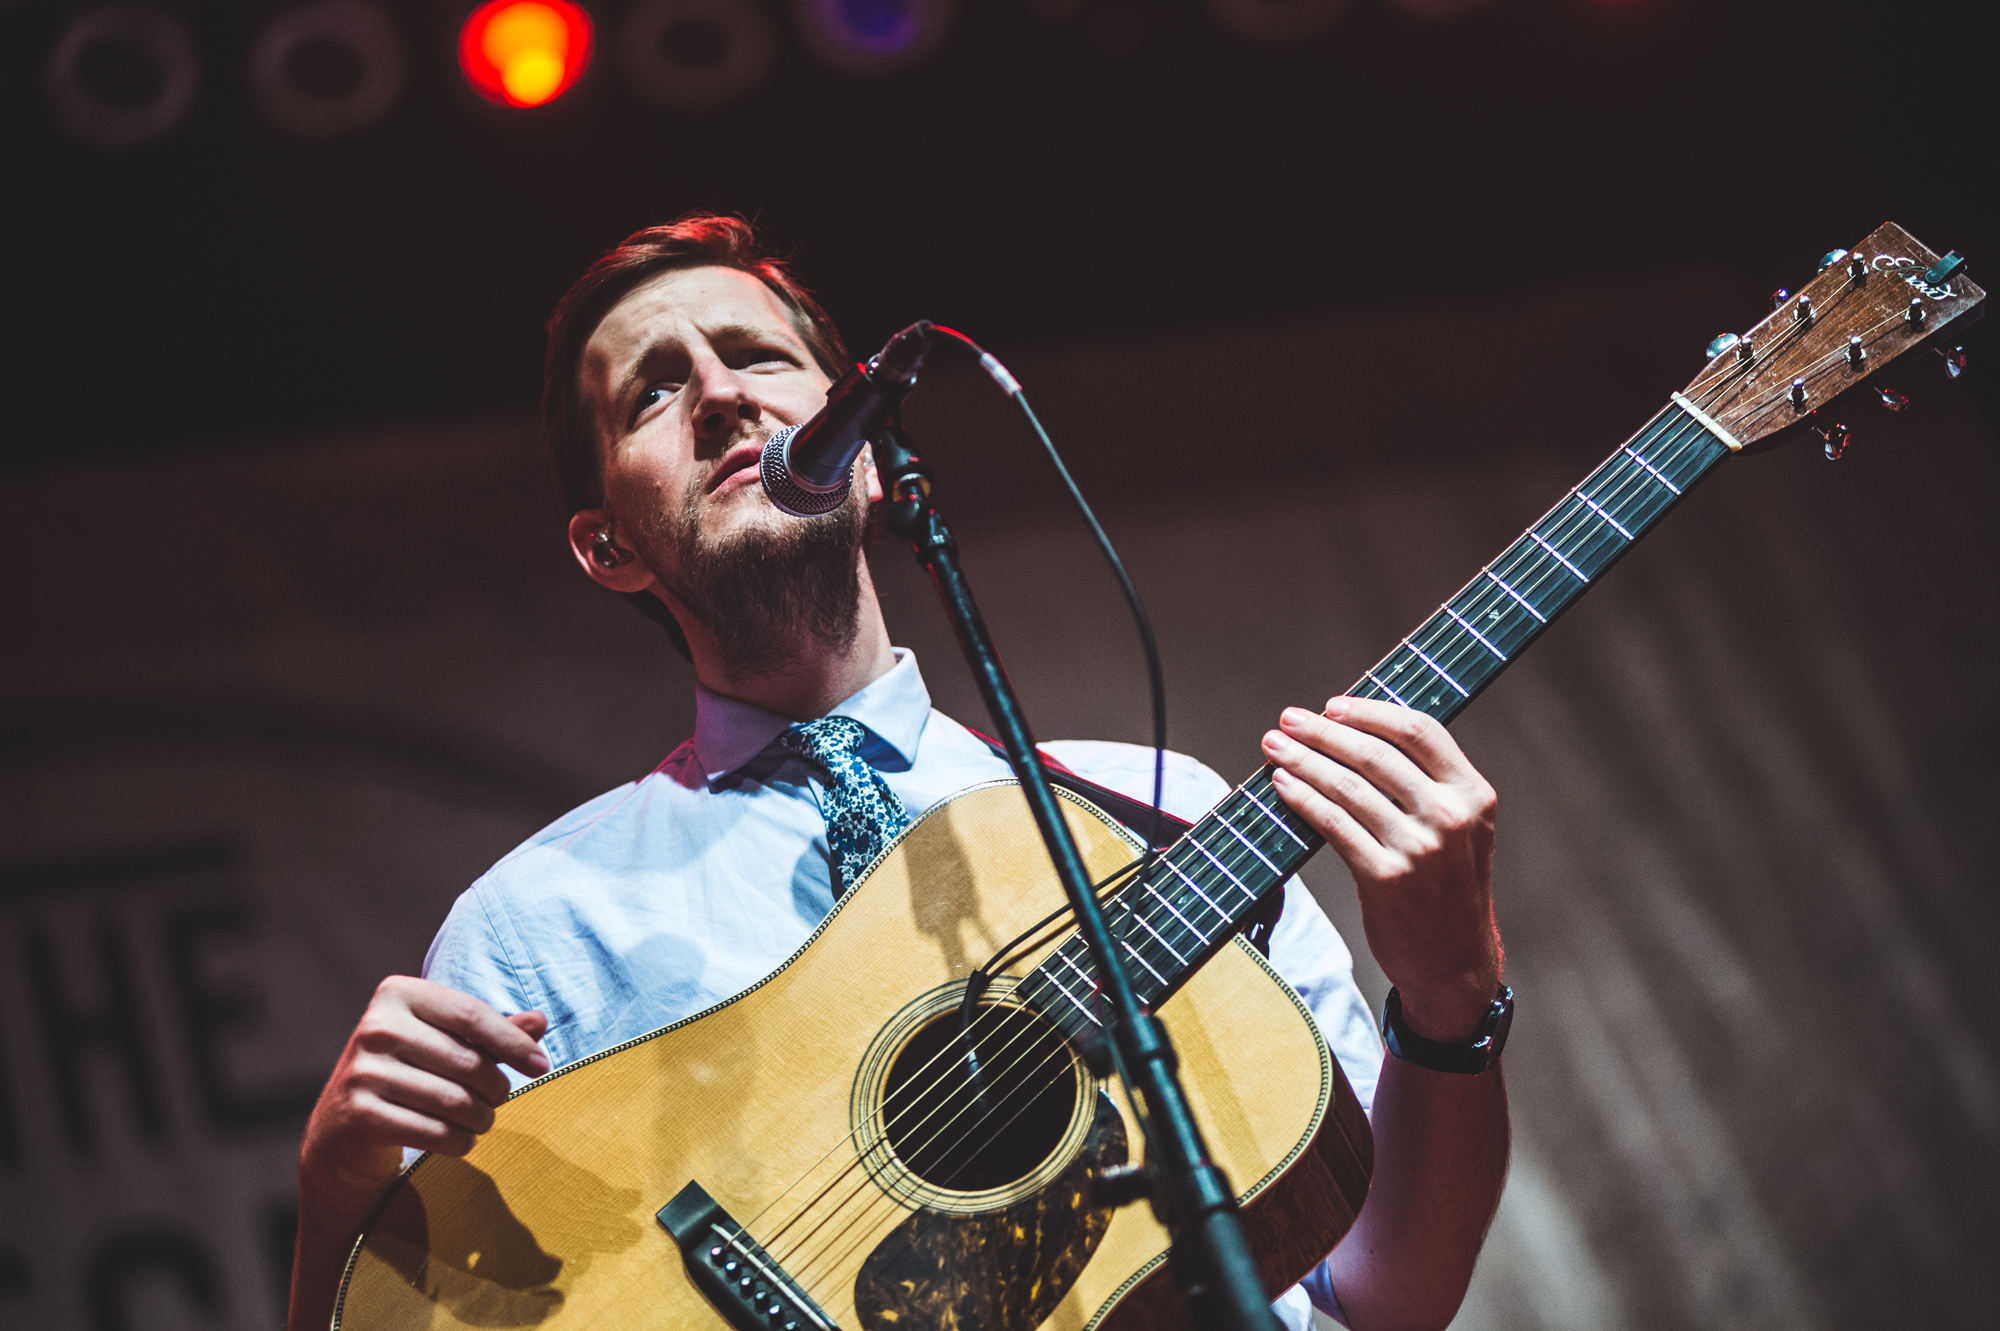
[1381,985,1513,1074]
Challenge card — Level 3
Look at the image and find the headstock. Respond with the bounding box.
[1678,221,1984,454]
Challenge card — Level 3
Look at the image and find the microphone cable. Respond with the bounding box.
[927,325,1169,870]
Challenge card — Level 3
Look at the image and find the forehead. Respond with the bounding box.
[583,264,803,381]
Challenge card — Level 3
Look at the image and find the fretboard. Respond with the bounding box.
[1019,399,1735,1039]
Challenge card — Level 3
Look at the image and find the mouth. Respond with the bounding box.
[707,440,767,496]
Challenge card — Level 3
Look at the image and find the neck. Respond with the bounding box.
[682,554,899,721]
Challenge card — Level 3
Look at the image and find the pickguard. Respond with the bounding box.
[853,1090,1128,1331]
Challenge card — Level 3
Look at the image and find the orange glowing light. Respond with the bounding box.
[458,0,592,107]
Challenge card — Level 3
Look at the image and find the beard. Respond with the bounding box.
[638,470,867,680]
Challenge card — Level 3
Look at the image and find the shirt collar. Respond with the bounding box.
[694,647,932,784]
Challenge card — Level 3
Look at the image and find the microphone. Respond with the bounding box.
[760,319,934,516]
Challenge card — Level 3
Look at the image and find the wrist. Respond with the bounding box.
[1382,985,1513,1074]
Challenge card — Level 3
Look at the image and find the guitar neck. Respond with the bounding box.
[1022,398,1738,1037]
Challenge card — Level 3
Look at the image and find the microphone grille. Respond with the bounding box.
[759,425,849,517]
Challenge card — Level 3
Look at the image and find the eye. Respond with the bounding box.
[630,382,678,425]
[735,345,797,369]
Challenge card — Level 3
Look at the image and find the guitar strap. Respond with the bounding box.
[965,731,1285,957]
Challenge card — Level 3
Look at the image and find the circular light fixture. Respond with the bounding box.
[617,0,773,112]
[458,0,594,107]
[251,2,406,139]
[794,0,953,78]
[1205,0,1346,44]
[46,5,199,150]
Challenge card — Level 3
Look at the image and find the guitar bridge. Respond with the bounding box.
[657,1181,839,1331]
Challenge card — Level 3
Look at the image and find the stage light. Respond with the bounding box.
[251,1,406,139]
[795,0,952,77]
[618,0,774,111]
[458,0,593,108]
[46,5,199,150]
[1206,0,1346,43]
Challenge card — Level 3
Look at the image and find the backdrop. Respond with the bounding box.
[2,272,1993,1329]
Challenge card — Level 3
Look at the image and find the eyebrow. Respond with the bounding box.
[612,321,802,405]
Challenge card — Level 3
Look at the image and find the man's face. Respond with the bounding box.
[573,264,875,677]
[578,264,835,555]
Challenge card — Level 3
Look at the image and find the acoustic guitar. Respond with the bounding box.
[332,221,1982,1331]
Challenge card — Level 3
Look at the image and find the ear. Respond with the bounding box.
[566,509,655,593]
[857,444,885,505]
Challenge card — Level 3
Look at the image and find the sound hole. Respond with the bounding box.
[881,1003,1080,1194]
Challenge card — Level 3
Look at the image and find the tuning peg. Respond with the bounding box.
[1846,335,1865,368]
[1789,378,1809,407]
[1816,422,1852,460]
[1877,386,1911,412]
[1770,288,1790,310]
[1795,295,1814,324]
[1737,334,1755,363]
[1907,297,1927,328]
[1818,249,1848,272]
[1706,333,1741,360]
[1850,253,1868,281]
[1938,345,1968,379]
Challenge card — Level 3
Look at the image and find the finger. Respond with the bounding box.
[354,1057,501,1138]
[1268,765,1402,882]
[354,1006,515,1109]
[1323,696,1481,786]
[1277,707,1435,813]
[1262,724,1406,840]
[348,1089,479,1158]
[507,1010,551,1044]
[402,980,551,1079]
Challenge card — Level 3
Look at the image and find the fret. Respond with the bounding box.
[1025,401,1738,1025]
[1364,670,1410,707]
[1529,530,1591,583]
[1483,569,1547,623]
[1211,809,1285,876]
[1407,641,1470,698]
[1120,937,1168,988]
[1167,836,1240,918]
[1444,606,1506,661]
[1180,839,1251,916]
[1622,444,1681,494]
[1238,786,1310,848]
[1577,491,1633,540]
[1143,862,1215,939]
[1042,959,1101,1027]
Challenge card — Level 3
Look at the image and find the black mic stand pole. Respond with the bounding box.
[872,426,1281,1331]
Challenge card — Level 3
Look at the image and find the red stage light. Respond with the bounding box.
[458,0,592,107]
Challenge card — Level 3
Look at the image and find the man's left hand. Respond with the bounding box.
[1261,695,1502,1043]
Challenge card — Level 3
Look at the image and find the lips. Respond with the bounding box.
[707,439,767,495]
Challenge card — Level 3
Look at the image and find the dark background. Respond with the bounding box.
[3,1,1996,1328]
[3,0,1994,476]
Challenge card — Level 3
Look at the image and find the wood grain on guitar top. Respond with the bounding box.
[334,782,1372,1331]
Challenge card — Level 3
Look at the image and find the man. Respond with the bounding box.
[289,215,1509,1331]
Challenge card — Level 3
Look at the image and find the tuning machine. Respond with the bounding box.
[1815,422,1852,461]
[1937,345,1968,379]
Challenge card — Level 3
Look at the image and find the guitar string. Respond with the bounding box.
[1685,282,1941,417]
[776,402,1727,1289]
[735,859,1152,1248]
[1681,275,1871,403]
[741,405,1731,1306]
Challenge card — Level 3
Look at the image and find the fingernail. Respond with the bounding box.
[1280,707,1311,728]
[1324,697,1351,719]
[1262,729,1288,752]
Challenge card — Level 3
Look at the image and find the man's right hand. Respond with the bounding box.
[289,976,548,1330]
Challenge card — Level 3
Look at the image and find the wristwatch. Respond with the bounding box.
[1381,985,1513,1074]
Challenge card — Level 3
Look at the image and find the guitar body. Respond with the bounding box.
[334,782,1374,1331]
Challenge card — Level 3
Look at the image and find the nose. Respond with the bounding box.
[689,356,763,447]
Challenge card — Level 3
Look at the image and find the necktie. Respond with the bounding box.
[780,716,912,897]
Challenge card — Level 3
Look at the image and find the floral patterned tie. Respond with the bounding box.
[780,716,912,897]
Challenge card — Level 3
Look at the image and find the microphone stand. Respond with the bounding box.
[872,425,1281,1331]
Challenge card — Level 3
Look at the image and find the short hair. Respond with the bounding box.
[541,213,852,656]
